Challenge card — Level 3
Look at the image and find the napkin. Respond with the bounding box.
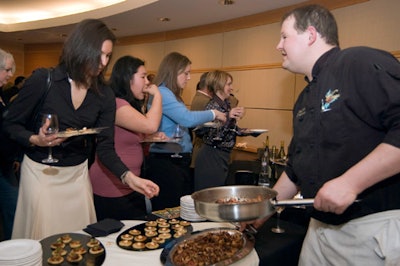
[83,218,125,237]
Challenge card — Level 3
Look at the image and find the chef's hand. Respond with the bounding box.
[314,176,358,214]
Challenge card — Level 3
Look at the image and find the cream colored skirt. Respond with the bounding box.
[12,155,96,240]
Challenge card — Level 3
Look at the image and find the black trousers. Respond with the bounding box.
[145,153,193,211]
[93,192,146,221]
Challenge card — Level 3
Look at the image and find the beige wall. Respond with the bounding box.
[6,0,400,151]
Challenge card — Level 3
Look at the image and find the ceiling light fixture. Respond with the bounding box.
[158,17,170,22]
[219,0,235,6]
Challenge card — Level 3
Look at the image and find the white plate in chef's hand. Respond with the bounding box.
[57,127,108,138]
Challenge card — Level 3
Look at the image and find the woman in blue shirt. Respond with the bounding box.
[146,52,226,210]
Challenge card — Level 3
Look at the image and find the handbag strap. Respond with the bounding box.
[29,67,54,131]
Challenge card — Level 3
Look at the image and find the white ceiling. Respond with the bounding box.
[0,0,307,44]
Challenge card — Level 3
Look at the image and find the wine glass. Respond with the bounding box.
[271,206,285,233]
[171,124,183,158]
[213,120,223,141]
[41,113,59,163]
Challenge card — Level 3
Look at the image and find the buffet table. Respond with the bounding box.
[84,220,259,266]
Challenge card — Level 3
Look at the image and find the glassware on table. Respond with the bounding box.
[271,206,285,233]
[171,124,184,158]
[41,114,59,163]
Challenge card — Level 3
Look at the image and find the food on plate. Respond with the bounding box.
[145,221,157,227]
[132,242,146,250]
[50,240,65,250]
[134,235,147,242]
[152,237,165,244]
[169,218,180,224]
[159,233,172,239]
[69,240,82,249]
[158,222,170,228]
[51,247,67,256]
[144,226,157,232]
[72,246,87,255]
[60,234,72,244]
[121,233,134,240]
[156,218,167,224]
[172,231,243,266]
[174,232,184,238]
[89,245,105,255]
[129,229,141,235]
[179,220,191,227]
[215,195,264,204]
[145,241,160,249]
[171,224,183,230]
[66,250,83,263]
[175,228,187,235]
[87,237,100,247]
[119,239,133,247]
[158,227,171,234]
[47,254,64,265]
[145,230,158,237]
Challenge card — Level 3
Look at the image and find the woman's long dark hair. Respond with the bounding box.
[59,19,116,93]
[109,56,145,112]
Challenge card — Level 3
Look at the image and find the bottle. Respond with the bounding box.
[258,137,270,187]
[270,145,277,180]
[278,140,286,160]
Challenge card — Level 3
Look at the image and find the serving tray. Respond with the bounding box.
[160,227,255,266]
[40,232,105,266]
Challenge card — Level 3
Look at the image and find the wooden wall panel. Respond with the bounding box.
[109,42,166,73]
[333,0,400,51]
[222,23,282,66]
[164,34,224,70]
[231,69,295,110]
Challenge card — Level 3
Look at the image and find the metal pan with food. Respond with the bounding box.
[191,185,314,222]
[161,227,255,266]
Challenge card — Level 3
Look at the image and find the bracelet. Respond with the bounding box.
[120,171,128,185]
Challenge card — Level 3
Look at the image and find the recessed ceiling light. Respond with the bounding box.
[219,0,235,5]
[158,17,170,22]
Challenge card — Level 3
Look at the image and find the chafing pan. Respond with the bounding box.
[191,185,314,222]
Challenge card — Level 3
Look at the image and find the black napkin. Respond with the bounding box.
[83,218,125,237]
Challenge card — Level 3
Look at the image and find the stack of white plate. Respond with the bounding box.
[180,195,207,222]
[0,239,42,266]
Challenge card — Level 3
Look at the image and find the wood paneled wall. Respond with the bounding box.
[8,0,400,151]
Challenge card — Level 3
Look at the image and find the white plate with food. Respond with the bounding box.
[57,127,108,138]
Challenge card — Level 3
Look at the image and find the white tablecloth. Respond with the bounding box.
[84,220,259,266]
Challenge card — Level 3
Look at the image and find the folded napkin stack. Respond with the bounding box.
[83,218,124,237]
